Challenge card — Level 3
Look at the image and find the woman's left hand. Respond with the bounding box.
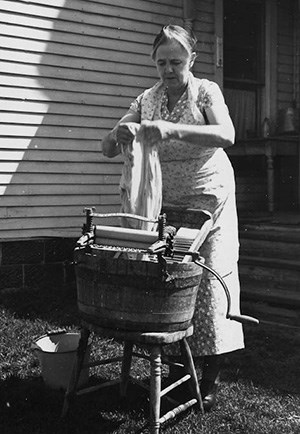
[137,120,172,145]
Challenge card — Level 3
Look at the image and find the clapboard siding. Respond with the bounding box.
[0,138,109,151]
[193,0,215,80]
[0,70,147,98]
[1,36,155,69]
[1,161,123,175]
[1,87,138,110]
[1,113,121,129]
[0,173,120,185]
[0,184,118,196]
[277,0,295,107]
[0,149,109,162]
[0,0,217,240]
[1,100,126,119]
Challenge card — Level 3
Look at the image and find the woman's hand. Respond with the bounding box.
[137,120,172,146]
[116,122,140,147]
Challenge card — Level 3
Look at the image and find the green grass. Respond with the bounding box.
[0,285,300,434]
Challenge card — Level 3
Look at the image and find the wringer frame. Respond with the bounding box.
[62,207,258,433]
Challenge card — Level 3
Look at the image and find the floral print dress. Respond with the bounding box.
[130,73,244,356]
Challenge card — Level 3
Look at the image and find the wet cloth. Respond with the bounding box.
[119,124,162,231]
[129,73,244,356]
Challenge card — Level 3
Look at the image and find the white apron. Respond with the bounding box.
[135,73,244,356]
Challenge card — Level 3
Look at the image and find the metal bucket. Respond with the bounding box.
[32,331,90,390]
[75,246,204,332]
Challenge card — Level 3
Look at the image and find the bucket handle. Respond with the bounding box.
[194,259,259,326]
[45,329,67,336]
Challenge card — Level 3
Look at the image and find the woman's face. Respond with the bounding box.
[154,39,195,93]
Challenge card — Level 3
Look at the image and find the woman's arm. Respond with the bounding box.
[171,108,235,148]
[138,82,235,149]
[139,118,234,149]
[174,97,235,147]
[102,110,141,158]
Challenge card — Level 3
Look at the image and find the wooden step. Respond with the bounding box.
[240,224,300,243]
[240,279,300,328]
[241,299,300,329]
[239,255,300,288]
[239,223,300,259]
[238,221,300,328]
[240,278,300,307]
[239,235,300,260]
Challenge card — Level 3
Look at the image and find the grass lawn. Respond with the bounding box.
[0,284,300,434]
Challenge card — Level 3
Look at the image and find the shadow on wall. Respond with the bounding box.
[3,0,158,239]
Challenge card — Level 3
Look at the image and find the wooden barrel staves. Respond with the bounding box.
[74,246,204,332]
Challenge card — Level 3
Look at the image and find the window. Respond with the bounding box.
[223,0,265,139]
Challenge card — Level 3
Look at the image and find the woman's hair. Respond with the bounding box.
[151,25,197,60]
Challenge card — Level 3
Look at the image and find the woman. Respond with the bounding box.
[102,25,244,411]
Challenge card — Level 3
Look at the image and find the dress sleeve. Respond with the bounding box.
[129,93,144,115]
[197,80,227,112]
[197,79,232,128]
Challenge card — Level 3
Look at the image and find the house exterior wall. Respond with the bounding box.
[1,0,298,289]
[0,0,219,242]
[0,0,181,241]
[0,0,218,289]
[193,0,217,82]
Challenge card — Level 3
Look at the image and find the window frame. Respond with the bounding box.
[223,0,267,139]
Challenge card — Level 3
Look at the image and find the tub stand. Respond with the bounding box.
[62,323,203,433]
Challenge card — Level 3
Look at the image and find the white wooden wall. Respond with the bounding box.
[0,0,216,240]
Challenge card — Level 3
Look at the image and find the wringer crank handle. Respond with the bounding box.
[190,255,259,326]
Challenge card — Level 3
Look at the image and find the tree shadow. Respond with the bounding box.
[0,374,148,434]
[222,322,300,396]
[0,283,79,327]
[3,1,157,239]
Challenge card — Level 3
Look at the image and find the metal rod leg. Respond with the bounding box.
[149,345,162,434]
[180,338,204,414]
[120,341,133,397]
[61,327,90,418]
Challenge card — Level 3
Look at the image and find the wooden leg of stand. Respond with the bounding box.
[120,341,133,398]
[61,327,90,418]
[149,345,162,434]
[180,338,204,414]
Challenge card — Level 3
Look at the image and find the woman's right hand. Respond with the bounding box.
[102,111,140,158]
[116,122,140,147]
